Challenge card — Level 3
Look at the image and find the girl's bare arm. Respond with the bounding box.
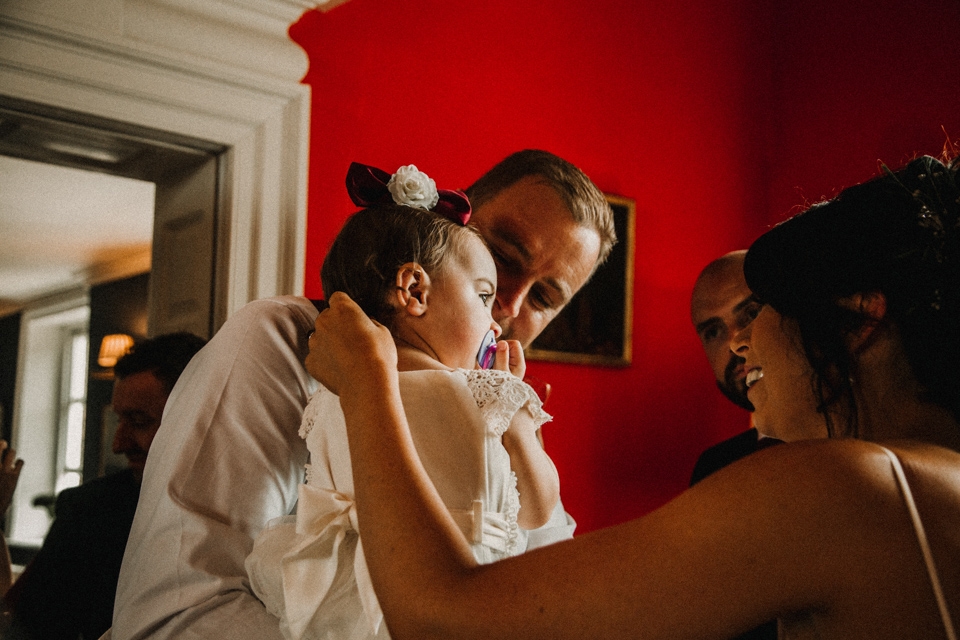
[501,408,559,529]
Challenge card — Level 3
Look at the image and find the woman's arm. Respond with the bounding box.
[309,293,897,640]
[309,294,776,639]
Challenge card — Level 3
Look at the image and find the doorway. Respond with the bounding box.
[0,0,311,564]
[0,96,226,337]
[0,97,224,556]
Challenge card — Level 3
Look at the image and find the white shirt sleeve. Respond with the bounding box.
[525,499,577,549]
[112,296,319,640]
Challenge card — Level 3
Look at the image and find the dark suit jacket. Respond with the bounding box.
[4,468,140,639]
[690,428,781,485]
[690,428,782,640]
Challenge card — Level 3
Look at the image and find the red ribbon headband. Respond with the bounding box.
[346,162,472,225]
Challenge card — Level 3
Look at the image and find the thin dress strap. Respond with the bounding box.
[878,445,957,640]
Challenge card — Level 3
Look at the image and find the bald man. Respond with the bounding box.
[690,250,759,412]
[688,250,778,640]
[688,249,781,482]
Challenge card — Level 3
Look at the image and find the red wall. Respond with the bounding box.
[290,0,960,533]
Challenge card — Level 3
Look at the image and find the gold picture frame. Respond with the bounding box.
[526,194,635,367]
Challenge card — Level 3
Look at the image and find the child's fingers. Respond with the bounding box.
[491,341,510,372]
[506,340,526,378]
[493,340,526,379]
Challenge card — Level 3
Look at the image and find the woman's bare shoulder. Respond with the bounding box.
[722,438,960,494]
[690,439,905,495]
[679,438,960,579]
[667,439,938,568]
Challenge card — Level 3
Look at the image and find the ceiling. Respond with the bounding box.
[0,154,155,314]
[0,102,215,317]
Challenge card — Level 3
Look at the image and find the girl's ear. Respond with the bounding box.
[842,291,888,352]
[395,262,431,317]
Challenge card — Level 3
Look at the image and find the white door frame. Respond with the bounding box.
[0,0,333,325]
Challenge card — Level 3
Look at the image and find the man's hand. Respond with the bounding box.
[0,440,23,516]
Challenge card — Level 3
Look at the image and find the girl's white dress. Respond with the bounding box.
[245,368,551,640]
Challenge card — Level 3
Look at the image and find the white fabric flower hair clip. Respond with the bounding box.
[386,165,440,211]
[346,162,472,225]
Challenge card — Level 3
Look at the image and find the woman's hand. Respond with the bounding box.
[492,339,526,379]
[305,291,398,396]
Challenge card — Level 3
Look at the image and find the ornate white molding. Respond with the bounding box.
[0,0,335,322]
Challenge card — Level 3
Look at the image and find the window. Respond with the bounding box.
[7,296,89,548]
[56,330,88,493]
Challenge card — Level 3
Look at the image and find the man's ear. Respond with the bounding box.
[394,262,431,317]
[841,291,887,352]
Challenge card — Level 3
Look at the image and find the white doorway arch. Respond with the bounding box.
[0,0,331,326]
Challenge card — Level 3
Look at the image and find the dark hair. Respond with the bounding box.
[465,149,617,265]
[745,154,960,435]
[321,204,483,329]
[113,332,207,395]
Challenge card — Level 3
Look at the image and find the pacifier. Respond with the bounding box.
[477,329,498,369]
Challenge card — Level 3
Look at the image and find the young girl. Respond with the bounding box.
[245,162,560,640]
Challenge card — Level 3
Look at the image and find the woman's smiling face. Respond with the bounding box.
[732,304,829,442]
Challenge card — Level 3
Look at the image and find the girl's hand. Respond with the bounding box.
[305,292,398,396]
[492,339,526,379]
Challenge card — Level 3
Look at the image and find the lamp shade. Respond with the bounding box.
[98,334,134,368]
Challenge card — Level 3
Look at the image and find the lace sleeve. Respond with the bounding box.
[298,388,326,439]
[462,369,552,437]
[298,388,328,485]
